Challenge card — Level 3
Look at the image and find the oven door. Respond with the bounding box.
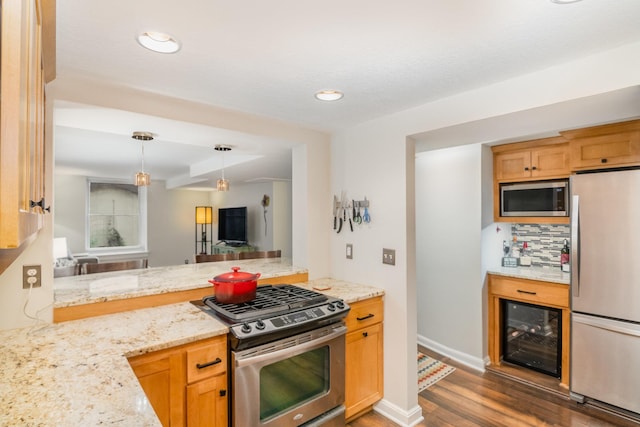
[231,323,346,427]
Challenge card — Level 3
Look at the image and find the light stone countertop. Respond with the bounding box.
[487,266,570,285]
[54,257,307,308]
[294,278,385,303]
[3,278,383,426]
[0,302,228,427]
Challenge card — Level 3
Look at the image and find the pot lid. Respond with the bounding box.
[213,266,260,282]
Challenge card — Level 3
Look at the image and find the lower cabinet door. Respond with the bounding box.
[186,375,228,427]
[129,352,185,427]
[345,322,383,419]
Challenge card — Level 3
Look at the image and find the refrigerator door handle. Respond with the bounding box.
[573,313,640,338]
[571,194,580,297]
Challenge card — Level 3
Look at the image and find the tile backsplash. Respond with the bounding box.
[511,223,570,269]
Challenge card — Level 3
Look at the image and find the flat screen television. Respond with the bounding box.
[217,207,248,245]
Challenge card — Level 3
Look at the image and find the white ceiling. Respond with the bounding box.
[54,0,640,188]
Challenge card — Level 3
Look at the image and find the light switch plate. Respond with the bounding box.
[346,244,353,259]
[382,248,395,265]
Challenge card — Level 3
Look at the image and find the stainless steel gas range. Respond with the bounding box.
[193,284,350,427]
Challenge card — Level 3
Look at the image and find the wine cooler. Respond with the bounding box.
[501,299,562,377]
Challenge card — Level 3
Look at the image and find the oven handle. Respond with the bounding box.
[234,325,346,368]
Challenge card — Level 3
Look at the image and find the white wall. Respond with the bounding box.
[415,144,484,369]
[330,42,640,425]
[210,181,292,255]
[146,184,211,266]
[273,181,293,258]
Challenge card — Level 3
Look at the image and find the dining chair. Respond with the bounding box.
[195,253,238,263]
[81,259,148,274]
[238,250,281,259]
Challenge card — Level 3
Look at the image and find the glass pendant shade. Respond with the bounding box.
[217,178,229,192]
[214,144,231,191]
[135,172,150,186]
[132,132,153,186]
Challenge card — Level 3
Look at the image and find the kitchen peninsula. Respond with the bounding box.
[2,277,384,426]
[53,257,308,322]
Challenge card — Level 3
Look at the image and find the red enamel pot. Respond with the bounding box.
[208,267,261,304]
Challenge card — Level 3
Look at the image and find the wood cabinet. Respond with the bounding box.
[129,335,228,427]
[561,119,640,171]
[345,296,384,421]
[493,138,570,182]
[0,0,52,250]
[0,0,55,273]
[487,274,570,387]
[492,137,570,224]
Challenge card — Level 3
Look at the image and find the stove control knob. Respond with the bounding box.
[255,319,266,330]
[327,303,336,312]
[336,301,345,310]
[241,323,252,334]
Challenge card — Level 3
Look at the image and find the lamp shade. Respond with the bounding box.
[53,237,69,259]
[135,172,151,186]
[195,206,213,224]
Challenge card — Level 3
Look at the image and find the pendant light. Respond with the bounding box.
[215,144,231,191]
[132,131,154,186]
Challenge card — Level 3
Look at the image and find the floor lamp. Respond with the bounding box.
[195,206,213,254]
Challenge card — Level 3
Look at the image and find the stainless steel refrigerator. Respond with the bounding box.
[570,169,640,415]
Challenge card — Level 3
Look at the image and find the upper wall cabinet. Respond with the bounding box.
[0,0,55,258]
[562,119,640,172]
[492,137,570,224]
[493,137,570,182]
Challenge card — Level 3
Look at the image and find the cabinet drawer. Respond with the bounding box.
[346,297,384,331]
[186,337,227,384]
[489,276,568,308]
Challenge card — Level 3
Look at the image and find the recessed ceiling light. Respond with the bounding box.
[550,0,583,4]
[315,90,344,101]
[137,31,181,54]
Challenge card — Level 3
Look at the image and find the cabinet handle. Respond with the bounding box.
[531,166,537,170]
[601,158,608,164]
[363,332,369,337]
[517,289,537,295]
[524,167,529,171]
[220,390,227,397]
[357,314,375,321]
[196,357,222,369]
[30,198,50,213]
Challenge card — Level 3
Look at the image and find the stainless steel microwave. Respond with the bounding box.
[500,179,569,217]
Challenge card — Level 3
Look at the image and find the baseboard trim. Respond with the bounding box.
[417,334,486,372]
[373,399,424,427]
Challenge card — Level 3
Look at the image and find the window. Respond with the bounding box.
[86,180,147,254]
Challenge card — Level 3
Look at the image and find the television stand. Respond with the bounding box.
[212,243,254,254]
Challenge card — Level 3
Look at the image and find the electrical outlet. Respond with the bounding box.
[382,248,396,266]
[23,265,42,289]
[346,243,353,259]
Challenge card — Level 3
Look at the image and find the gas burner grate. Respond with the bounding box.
[203,284,328,322]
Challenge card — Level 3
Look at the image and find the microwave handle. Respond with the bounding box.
[571,194,580,297]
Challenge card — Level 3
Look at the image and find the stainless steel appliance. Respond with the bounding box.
[500,179,569,217]
[570,169,640,415]
[194,285,350,426]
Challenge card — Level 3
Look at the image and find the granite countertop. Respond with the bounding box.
[294,278,385,303]
[3,278,383,426]
[0,302,228,427]
[54,257,307,308]
[487,266,570,285]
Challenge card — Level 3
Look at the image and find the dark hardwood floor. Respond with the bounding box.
[348,347,639,427]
